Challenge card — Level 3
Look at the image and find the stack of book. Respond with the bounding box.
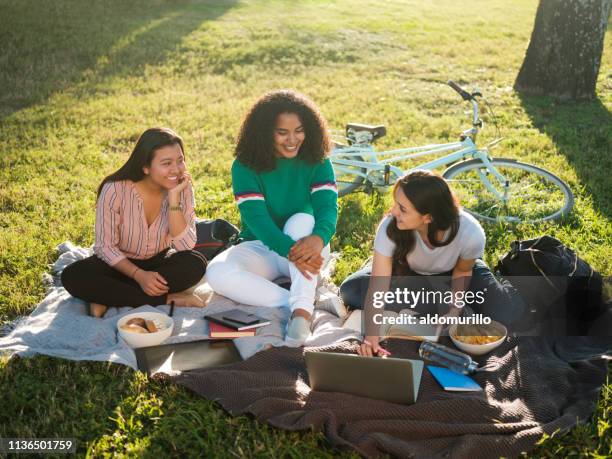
[206,309,270,339]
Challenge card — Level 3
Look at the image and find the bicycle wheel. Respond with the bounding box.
[331,151,367,197]
[443,158,574,223]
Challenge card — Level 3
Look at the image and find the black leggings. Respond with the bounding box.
[339,259,526,325]
[61,249,207,308]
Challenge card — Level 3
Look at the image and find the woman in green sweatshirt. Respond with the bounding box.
[206,90,338,345]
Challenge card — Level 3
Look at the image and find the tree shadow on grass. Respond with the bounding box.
[517,94,612,219]
[0,355,355,456]
[0,355,139,451]
[0,0,237,121]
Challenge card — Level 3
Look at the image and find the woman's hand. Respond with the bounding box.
[357,336,383,357]
[293,255,324,280]
[168,170,192,201]
[288,235,324,263]
[134,270,169,297]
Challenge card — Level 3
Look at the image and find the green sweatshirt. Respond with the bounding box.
[232,157,338,257]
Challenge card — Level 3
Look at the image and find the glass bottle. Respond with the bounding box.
[419,340,478,374]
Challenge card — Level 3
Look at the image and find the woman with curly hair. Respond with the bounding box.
[206,90,337,345]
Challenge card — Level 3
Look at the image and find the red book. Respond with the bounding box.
[209,321,257,339]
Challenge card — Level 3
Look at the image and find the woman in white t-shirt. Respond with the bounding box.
[338,170,523,357]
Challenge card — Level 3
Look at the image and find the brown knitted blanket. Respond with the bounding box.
[170,337,610,458]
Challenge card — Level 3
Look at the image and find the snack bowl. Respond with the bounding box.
[117,312,174,348]
[449,321,507,356]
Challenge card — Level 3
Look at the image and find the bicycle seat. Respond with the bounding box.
[346,123,386,140]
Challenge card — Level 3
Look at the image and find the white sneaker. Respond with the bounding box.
[285,316,311,347]
[314,284,347,318]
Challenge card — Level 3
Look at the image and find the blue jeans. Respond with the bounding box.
[339,259,525,325]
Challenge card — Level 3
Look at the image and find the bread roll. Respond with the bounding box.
[121,323,149,334]
[145,319,158,333]
[126,317,147,328]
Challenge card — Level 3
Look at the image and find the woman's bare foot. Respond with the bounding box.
[90,303,108,318]
[167,292,205,308]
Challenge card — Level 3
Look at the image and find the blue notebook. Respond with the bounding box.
[428,365,482,392]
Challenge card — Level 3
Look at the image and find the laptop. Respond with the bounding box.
[135,339,242,376]
[305,352,424,404]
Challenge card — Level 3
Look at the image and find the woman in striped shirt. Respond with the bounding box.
[61,128,207,317]
[206,90,338,346]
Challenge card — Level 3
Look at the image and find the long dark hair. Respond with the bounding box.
[235,90,331,172]
[386,170,460,275]
[96,127,185,199]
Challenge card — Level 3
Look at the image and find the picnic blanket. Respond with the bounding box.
[170,336,611,458]
[2,243,610,457]
[0,242,359,370]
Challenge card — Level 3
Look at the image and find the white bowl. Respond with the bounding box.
[449,321,507,356]
[117,312,174,349]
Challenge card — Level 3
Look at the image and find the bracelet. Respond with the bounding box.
[131,267,141,279]
[169,204,183,211]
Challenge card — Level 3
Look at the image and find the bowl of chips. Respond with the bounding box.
[449,321,507,355]
[117,312,174,348]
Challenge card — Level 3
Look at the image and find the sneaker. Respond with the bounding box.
[314,284,347,318]
[285,316,311,347]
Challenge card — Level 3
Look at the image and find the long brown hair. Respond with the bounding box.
[386,170,460,274]
[235,90,331,172]
[97,127,185,199]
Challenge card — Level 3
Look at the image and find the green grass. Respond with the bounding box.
[1,0,610,456]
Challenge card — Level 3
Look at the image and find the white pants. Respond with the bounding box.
[206,213,329,314]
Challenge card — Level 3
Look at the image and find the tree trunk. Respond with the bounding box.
[514,0,611,100]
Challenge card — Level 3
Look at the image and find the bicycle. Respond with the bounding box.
[330,81,574,223]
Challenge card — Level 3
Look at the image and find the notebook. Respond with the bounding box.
[341,309,440,342]
[427,365,482,392]
[205,309,271,331]
[209,321,256,339]
[305,352,423,404]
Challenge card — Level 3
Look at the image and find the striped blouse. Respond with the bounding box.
[94,180,197,266]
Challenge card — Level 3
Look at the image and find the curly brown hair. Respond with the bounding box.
[235,90,331,172]
[386,170,460,275]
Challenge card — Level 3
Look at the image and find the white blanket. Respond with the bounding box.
[0,242,360,370]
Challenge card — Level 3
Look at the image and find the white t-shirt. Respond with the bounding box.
[373,210,485,275]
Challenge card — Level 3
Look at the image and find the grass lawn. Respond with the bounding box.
[1,0,610,456]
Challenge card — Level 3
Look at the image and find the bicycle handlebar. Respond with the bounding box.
[447,80,472,101]
[447,80,482,133]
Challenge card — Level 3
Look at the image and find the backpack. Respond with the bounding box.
[495,235,605,333]
[194,218,240,261]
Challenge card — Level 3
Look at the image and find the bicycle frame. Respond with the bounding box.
[331,82,574,222]
[332,136,511,202]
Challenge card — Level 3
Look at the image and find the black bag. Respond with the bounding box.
[495,236,605,330]
[194,218,240,261]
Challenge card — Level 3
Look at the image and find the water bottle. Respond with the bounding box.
[419,341,478,374]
